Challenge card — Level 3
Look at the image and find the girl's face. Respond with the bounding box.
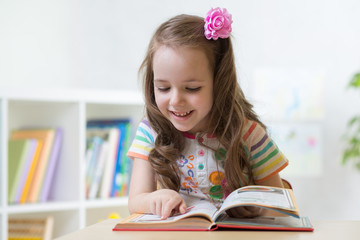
[153,45,213,134]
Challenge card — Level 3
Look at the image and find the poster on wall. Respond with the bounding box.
[252,67,325,176]
[268,122,323,177]
[252,67,325,121]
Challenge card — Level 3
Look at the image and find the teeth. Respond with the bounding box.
[173,111,191,117]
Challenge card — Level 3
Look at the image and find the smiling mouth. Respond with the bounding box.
[171,111,192,117]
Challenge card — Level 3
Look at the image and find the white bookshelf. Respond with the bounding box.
[0,88,144,239]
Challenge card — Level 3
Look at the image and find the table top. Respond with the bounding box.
[55,218,360,240]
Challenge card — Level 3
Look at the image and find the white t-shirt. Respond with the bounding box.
[127,119,288,207]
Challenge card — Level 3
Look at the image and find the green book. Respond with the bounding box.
[8,139,31,204]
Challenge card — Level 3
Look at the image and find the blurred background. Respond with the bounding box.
[1,0,359,220]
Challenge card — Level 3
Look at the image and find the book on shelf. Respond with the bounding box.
[20,140,43,204]
[9,128,62,203]
[8,216,54,240]
[99,128,120,199]
[14,139,39,204]
[11,129,56,203]
[8,139,34,204]
[40,128,63,202]
[89,140,109,199]
[113,185,314,232]
[86,119,132,199]
[85,134,105,199]
[108,120,131,197]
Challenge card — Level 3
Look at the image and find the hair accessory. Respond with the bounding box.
[204,7,233,40]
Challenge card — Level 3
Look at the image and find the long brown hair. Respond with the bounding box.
[139,14,265,192]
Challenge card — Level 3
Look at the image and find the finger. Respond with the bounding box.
[156,200,162,217]
[179,200,187,214]
[150,201,156,215]
[162,196,186,219]
[161,198,178,219]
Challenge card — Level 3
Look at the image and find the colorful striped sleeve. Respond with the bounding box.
[127,119,157,161]
[242,120,289,183]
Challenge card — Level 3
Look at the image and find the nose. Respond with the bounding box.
[169,89,185,107]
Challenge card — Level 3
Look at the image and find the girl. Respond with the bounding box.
[127,8,288,220]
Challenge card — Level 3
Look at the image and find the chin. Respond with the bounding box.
[171,123,193,133]
[174,126,191,133]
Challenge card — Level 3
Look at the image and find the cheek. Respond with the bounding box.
[199,91,213,111]
[154,94,167,112]
[192,95,212,113]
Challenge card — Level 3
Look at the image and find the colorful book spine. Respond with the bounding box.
[120,122,132,196]
[32,130,56,202]
[8,139,31,204]
[87,119,132,198]
[111,122,126,197]
[20,141,43,204]
[100,128,120,198]
[11,129,56,203]
[89,141,108,199]
[85,137,103,198]
[39,128,63,202]
[10,127,63,204]
[14,139,38,204]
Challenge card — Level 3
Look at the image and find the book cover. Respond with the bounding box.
[8,139,31,203]
[119,122,132,196]
[39,128,63,202]
[89,141,108,199]
[14,139,38,204]
[110,122,127,197]
[100,128,120,198]
[20,141,43,204]
[11,129,56,203]
[85,136,103,198]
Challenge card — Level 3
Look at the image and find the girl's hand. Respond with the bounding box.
[148,189,187,219]
[226,206,263,218]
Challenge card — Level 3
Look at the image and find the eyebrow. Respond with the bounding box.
[154,78,203,83]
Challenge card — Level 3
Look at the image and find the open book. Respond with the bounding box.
[113,185,313,231]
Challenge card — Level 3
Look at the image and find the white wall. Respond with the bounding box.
[1,0,360,220]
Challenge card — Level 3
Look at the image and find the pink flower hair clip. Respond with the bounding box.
[204,7,233,40]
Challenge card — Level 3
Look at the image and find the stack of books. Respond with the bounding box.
[8,128,63,204]
[8,216,54,240]
[85,119,132,199]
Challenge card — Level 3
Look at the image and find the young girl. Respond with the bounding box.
[127,7,288,220]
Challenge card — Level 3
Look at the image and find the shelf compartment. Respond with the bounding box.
[9,209,80,239]
[8,100,82,202]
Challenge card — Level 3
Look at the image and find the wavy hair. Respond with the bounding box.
[139,14,265,192]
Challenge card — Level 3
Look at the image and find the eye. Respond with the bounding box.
[186,87,201,92]
[157,87,170,92]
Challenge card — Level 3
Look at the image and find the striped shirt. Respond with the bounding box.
[127,119,288,206]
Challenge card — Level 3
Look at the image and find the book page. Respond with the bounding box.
[214,186,297,220]
[129,201,218,224]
